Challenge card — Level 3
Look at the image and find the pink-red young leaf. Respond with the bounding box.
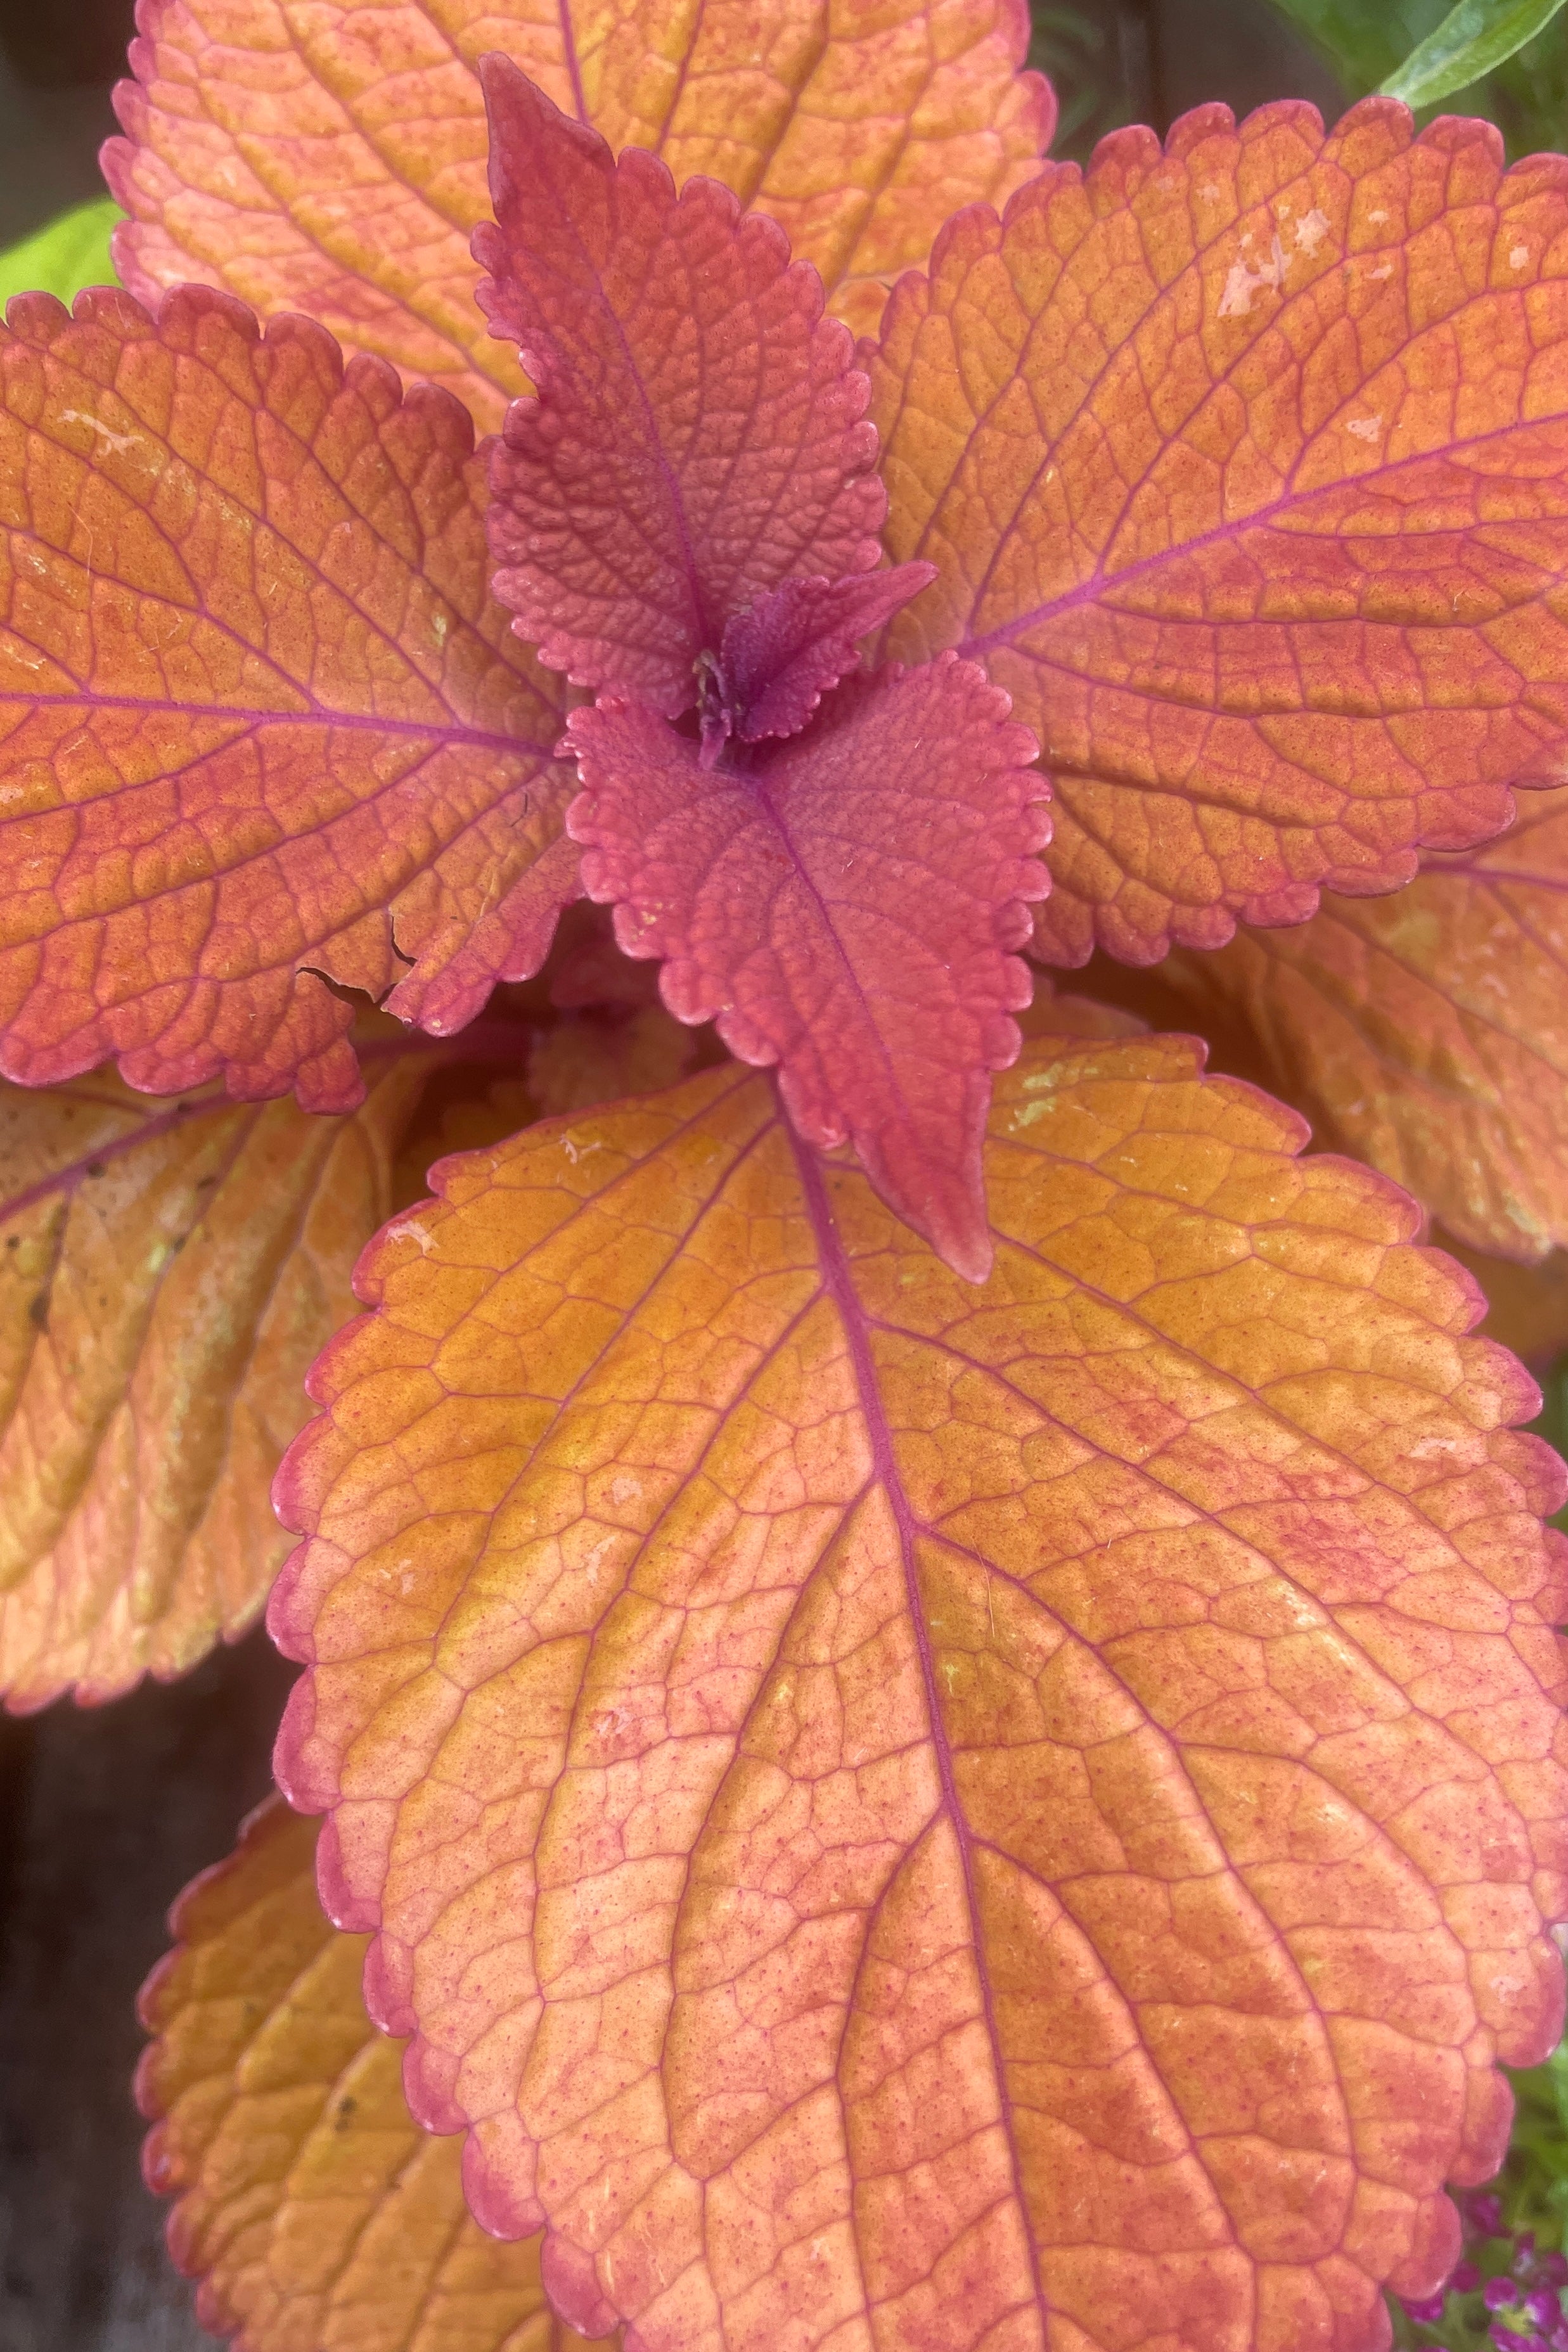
[138,1794,617,2352]
[105,0,1055,427]
[1155,785,1568,1263]
[566,653,1046,1279]
[702,563,937,759]
[0,286,577,1107]
[479,63,888,714]
[871,100,1568,965]
[272,1040,1568,2352]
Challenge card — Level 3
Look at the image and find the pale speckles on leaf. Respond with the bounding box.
[1217,231,1287,318]
[387,1218,437,1254]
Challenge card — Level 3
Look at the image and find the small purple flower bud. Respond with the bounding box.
[1402,2294,1447,2323]
[1490,2277,1524,2311]
[1470,2197,1506,2238]
[1540,2256,1568,2291]
[1526,2291,1562,2328]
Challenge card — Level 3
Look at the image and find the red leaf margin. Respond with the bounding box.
[0,283,577,1110]
[476,60,889,714]
[268,1041,1568,2352]
[870,98,1568,967]
[567,653,1046,1280]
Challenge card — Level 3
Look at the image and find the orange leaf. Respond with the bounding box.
[271,1039,1568,2352]
[138,1792,617,2352]
[0,288,577,1109]
[105,0,1056,432]
[871,101,1568,966]
[1157,785,1568,1264]
[0,1031,454,1710]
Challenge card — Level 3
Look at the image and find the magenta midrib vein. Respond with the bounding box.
[788,1126,1053,2331]
[956,411,1563,665]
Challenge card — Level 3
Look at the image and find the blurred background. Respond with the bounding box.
[1,2,1565,2348]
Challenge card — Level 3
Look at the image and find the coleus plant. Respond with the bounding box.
[8,4,1568,2351]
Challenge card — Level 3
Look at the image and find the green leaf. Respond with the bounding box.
[1380,0,1568,104]
[0,198,121,309]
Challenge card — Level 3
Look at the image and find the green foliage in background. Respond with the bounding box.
[1269,0,1568,154]
[1384,0,1568,109]
[1385,2041,1568,2347]
[0,196,120,311]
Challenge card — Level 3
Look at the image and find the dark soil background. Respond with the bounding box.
[0,3,1344,2347]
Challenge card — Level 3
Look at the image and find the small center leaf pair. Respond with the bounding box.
[479,60,1050,1280]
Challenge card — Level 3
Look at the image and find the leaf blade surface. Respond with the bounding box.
[1157,784,1568,1263]
[105,0,1057,430]
[0,1034,448,1709]
[271,1039,1568,2352]
[871,100,1568,965]
[567,655,1046,1278]
[138,1793,617,2352]
[0,286,576,1107]
[477,63,887,712]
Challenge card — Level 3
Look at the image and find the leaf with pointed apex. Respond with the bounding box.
[0,286,577,1109]
[871,100,1568,967]
[271,1039,1568,2352]
[0,1031,450,1711]
[710,564,937,753]
[1157,785,1568,1263]
[105,0,1055,431]
[478,63,888,714]
[566,654,1046,1280]
[138,1794,618,2352]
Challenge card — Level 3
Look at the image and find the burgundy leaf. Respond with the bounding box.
[702,562,937,759]
[477,60,887,712]
[567,654,1046,1278]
